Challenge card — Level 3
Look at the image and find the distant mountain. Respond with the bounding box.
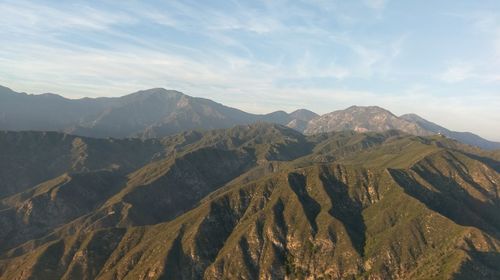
[0,85,114,132]
[1,85,499,150]
[303,105,430,135]
[286,109,319,132]
[289,108,319,121]
[303,105,500,150]
[0,86,309,139]
[400,113,500,150]
[0,124,499,279]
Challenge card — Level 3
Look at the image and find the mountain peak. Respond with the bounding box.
[289,109,319,121]
[345,105,394,114]
[125,88,185,99]
[1,85,499,150]
[400,113,425,121]
[304,105,426,135]
[38,92,66,99]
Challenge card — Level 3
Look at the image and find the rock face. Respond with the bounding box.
[303,106,500,150]
[0,123,499,279]
[304,106,430,135]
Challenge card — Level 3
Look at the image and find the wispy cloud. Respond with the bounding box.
[0,0,499,139]
[0,0,400,95]
[0,1,134,33]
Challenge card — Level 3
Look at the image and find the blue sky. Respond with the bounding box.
[1,0,499,140]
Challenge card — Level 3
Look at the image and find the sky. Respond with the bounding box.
[0,0,499,140]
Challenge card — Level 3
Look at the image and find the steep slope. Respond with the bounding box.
[116,124,311,226]
[401,113,500,150]
[0,125,499,279]
[304,106,430,136]
[0,124,312,251]
[0,170,127,251]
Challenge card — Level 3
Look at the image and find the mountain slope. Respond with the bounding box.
[0,124,499,279]
[2,85,498,150]
[401,113,500,150]
[0,85,114,131]
[0,86,309,139]
[286,109,319,132]
[0,131,166,198]
[304,106,500,150]
[304,106,430,135]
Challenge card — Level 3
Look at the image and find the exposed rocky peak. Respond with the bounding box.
[304,105,430,136]
[120,88,185,102]
[345,105,393,114]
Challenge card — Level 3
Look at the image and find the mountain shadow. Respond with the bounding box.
[388,168,500,239]
[318,165,366,257]
[454,251,500,279]
[287,173,321,235]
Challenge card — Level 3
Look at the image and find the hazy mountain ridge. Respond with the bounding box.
[0,124,499,279]
[0,86,307,139]
[1,85,499,150]
[400,113,500,150]
[302,106,500,150]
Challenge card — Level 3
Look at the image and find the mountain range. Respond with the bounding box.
[0,124,499,279]
[1,85,499,150]
[0,86,316,139]
[1,85,500,279]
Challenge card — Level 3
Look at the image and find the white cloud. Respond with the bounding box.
[0,1,134,33]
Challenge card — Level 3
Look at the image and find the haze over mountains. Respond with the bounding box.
[0,86,315,139]
[1,85,499,150]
